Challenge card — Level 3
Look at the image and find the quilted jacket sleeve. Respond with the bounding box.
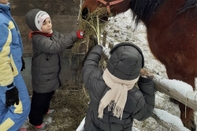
[81,45,103,89]
[133,76,155,121]
[32,30,78,53]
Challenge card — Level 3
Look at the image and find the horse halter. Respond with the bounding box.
[97,0,124,13]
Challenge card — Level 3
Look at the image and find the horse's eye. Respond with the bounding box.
[81,7,89,20]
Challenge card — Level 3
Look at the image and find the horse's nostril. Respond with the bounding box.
[81,7,89,19]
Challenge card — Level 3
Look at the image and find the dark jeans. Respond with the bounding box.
[29,90,55,126]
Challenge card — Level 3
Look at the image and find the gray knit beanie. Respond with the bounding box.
[107,42,144,80]
[25,9,50,31]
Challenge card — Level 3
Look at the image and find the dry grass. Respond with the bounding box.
[50,85,89,131]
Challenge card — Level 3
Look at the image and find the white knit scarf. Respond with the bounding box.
[98,69,139,120]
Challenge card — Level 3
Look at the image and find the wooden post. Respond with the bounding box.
[153,75,197,111]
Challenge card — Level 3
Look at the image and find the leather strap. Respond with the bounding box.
[97,0,124,13]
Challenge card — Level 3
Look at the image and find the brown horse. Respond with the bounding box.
[81,0,197,130]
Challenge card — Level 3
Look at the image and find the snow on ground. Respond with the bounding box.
[153,109,190,131]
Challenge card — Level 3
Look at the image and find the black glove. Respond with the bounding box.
[6,84,19,108]
[21,57,25,71]
[138,75,152,83]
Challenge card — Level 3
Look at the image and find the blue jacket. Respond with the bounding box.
[0,3,23,86]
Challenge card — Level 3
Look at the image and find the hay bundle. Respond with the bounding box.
[71,7,110,55]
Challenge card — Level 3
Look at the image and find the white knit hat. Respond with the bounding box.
[35,11,50,31]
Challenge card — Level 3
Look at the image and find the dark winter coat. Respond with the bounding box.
[82,45,155,131]
[31,30,78,93]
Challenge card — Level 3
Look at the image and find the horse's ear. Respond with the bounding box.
[110,42,144,68]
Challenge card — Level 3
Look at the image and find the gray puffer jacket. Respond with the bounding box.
[31,30,78,93]
[82,45,155,131]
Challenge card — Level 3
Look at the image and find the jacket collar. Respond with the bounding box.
[0,3,10,12]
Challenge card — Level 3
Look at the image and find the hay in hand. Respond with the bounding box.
[71,7,110,55]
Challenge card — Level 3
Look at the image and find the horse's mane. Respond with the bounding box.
[178,0,197,14]
[130,0,197,24]
[130,0,165,24]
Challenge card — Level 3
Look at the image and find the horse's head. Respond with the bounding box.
[81,0,131,20]
[81,0,98,20]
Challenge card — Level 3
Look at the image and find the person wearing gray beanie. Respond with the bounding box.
[25,8,45,31]
[81,42,155,131]
[24,8,84,130]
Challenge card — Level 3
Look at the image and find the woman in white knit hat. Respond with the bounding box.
[82,42,155,131]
